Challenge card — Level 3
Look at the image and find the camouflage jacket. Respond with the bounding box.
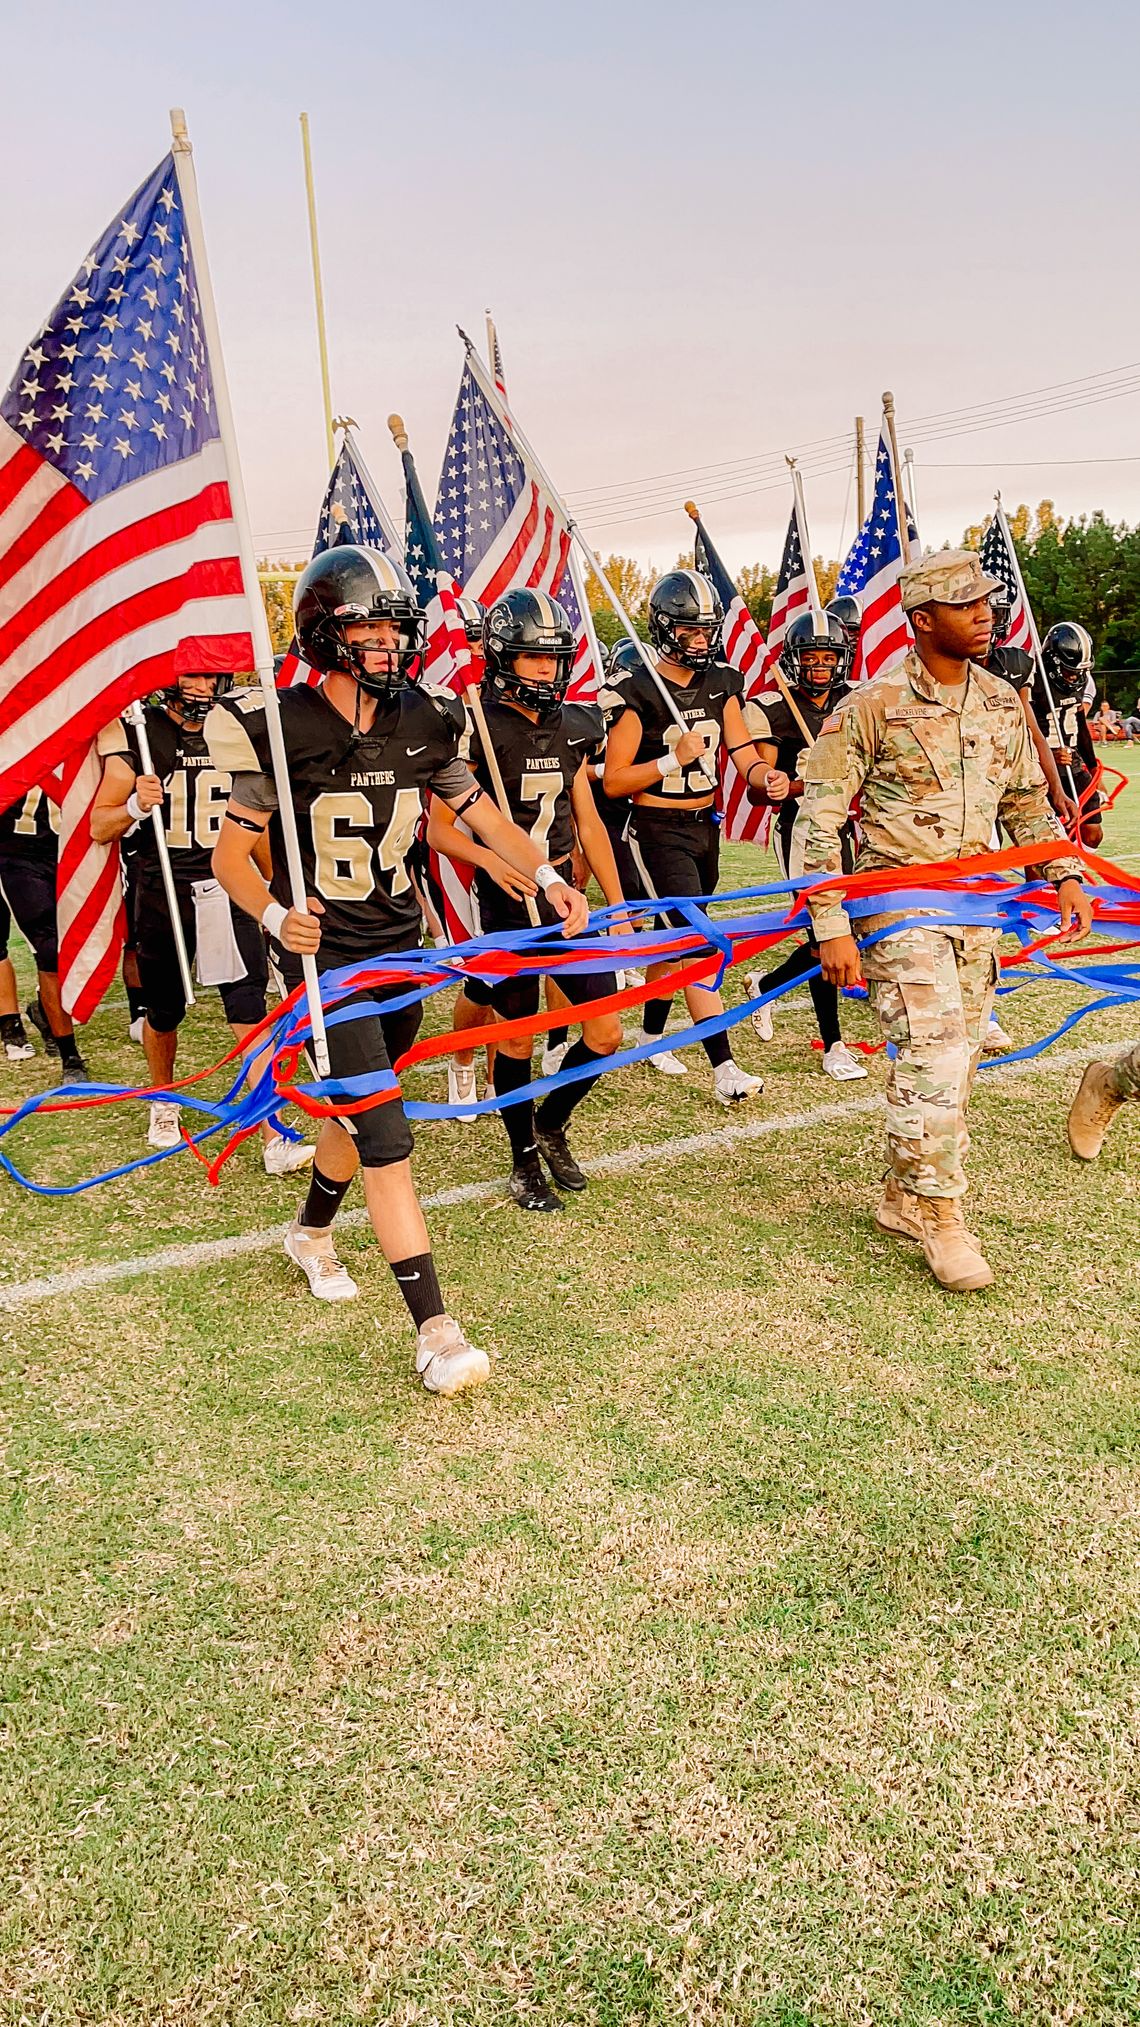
[790,650,1084,939]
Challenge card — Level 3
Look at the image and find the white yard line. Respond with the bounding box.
[0,1041,1131,1313]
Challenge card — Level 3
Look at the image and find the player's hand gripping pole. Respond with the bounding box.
[125,699,195,1007]
[170,107,329,1074]
[458,332,717,791]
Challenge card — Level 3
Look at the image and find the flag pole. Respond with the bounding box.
[854,415,867,525]
[903,447,918,529]
[340,422,403,554]
[125,700,196,1006]
[171,107,330,1075]
[882,391,918,558]
[458,331,715,787]
[299,113,335,470]
[683,500,814,749]
[786,458,824,620]
[994,493,1079,807]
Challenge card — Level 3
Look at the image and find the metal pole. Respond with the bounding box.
[994,493,1079,807]
[341,424,404,555]
[459,332,716,787]
[300,113,335,469]
[903,447,918,531]
[126,700,195,1007]
[787,458,824,621]
[854,415,866,526]
[882,391,918,561]
[171,108,330,1075]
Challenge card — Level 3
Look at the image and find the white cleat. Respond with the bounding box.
[415,1313,491,1397]
[624,966,646,989]
[713,1058,764,1107]
[744,974,775,1041]
[540,1039,570,1078]
[128,1016,145,1045]
[447,1061,480,1120]
[3,1032,35,1062]
[983,1012,1013,1054]
[637,1029,688,1075]
[283,1218,359,1302]
[262,1131,316,1177]
[146,1100,183,1150]
[484,1078,496,1103]
[822,1041,869,1082]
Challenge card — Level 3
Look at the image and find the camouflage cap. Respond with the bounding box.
[898,548,1004,614]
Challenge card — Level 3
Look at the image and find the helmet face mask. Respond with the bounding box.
[162,671,232,723]
[483,589,575,719]
[294,545,425,696]
[824,594,861,651]
[988,590,1014,645]
[1042,621,1094,702]
[648,570,724,671]
[780,611,852,699]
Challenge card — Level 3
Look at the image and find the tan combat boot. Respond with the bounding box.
[875,1175,924,1243]
[1067,1061,1125,1161]
[920,1199,994,1292]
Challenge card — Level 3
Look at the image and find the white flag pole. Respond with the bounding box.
[786,458,824,622]
[882,391,919,560]
[994,493,1079,807]
[170,108,330,1075]
[125,700,196,1006]
[341,424,404,555]
[299,113,335,472]
[459,332,715,787]
[903,447,919,531]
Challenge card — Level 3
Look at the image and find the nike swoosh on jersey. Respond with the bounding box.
[406,745,429,756]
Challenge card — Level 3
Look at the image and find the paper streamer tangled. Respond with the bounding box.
[4,840,1140,1197]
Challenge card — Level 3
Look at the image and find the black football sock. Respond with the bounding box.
[493,1052,537,1165]
[701,1030,733,1070]
[759,939,816,994]
[126,982,147,1020]
[809,972,843,1051]
[389,1251,445,1330]
[300,1164,352,1229]
[545,1025,570,1051]
[58,1034,84,1066]
[535,1040,608,1134]
[641,996,673,1037]
[0,1014,24,1041]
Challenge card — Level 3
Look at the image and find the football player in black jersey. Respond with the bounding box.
[428,588,625,1212]
[1036,623,1101,846]
[741,611,866,1080]
[0,787,88,1079]
[90,671,300,1165]
[985,590,1078,832]
[208,547,587,1396]
[603,569,765,1105]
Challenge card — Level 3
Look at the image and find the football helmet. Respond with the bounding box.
[1041,621,1094,701]
[824,594,861,650]
[483,588,575,718]
[161,671,233,724]
[455,593,485,647]
[780,610,852,701]
[988,585,1014,645]
[294,545,424,694]
[647,569,723,670]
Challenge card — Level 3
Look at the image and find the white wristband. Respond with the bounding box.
[657,750,683,778]
[534,862,567,895]
[125,790,148,822]
[261,900,289,940]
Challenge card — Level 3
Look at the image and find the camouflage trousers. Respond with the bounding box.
[1109,1041,1140,1099]
[860,918,1000,1200]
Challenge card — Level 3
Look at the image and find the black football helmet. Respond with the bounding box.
[455,593,485,647]
[988,585,1014,645]
[596,638,644,727]
[293,545,424,694]
[161,670,234,723]
[647,569,723,670]
[780,610,852,701]
[1041,621,1094,701]
[824,594,861,650]
[483,588,576,718]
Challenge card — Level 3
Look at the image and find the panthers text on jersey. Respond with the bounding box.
[464,696,602,873]
[206,682,474,962]
[620,660,744,797]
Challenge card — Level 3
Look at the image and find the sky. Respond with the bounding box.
[3,0,1139,578]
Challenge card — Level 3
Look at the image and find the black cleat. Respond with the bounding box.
[58,1051,91,1084]
[534,1122,587,1192]
[509,1154,563,1213]
[25,998,60,1057]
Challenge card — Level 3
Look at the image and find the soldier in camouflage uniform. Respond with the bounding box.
[791,550,1091,1292]
[1067,1043,1140,1160]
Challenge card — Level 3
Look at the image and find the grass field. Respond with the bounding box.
[3,769,1140,2025]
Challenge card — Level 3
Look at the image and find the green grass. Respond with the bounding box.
[2,768,1140,2023]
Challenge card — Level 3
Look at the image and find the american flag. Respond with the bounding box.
[687,506,772,844]
[276,431,398,687]
[400,432,477,696]
[0,154,256,1018]
[979,512,1033,653]
[836,430,916,682]
[434,359,572,618]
